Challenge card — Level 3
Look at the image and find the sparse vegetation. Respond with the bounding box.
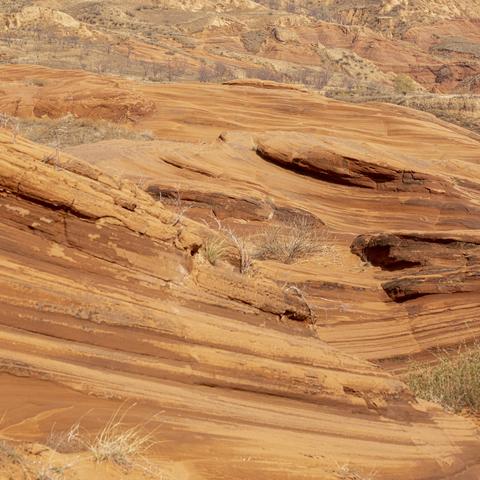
[203,235,230,266]
[208,216,253,274]
[46,423,82,454]
[328,92,480,135]
[159,190,192,226]
[283,284,315,325]
[241,30,267,54]
[0,113,155,147]
[35,462,71,480]
[86,406,158,470]
[394,73,417,95]
[203,215,339,273]
[198,62,211,83]
[405,344,480,413]
[0,439,25,466]
[0,406,164,479]
[0,112,20,143]
[224,227,253,274]
[254,216,325,264]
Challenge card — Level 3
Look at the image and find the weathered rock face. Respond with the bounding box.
[352,233,480,302]
[255,132,453,192]
[0,129,447,480]
[2,67,480,479]
[324,0,480,34]
[0,65,156,122]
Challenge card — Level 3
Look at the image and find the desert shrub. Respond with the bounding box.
[394,73,417,95]
[225,229,253,274]
[405,345,480,413]
[241,30,267,54]
[245,66,284,82]
[213,61,231,81]
[38,407,162,477]
[198,62,211,83]
[27,78,46,87]
[254,216,325,264]
[35,463,70,480]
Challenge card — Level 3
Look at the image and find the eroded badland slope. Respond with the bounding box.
[0,64,479,479]
[1,0,480,95]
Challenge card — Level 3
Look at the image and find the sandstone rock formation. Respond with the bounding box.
[1,64,480,478]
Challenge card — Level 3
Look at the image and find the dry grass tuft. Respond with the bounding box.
[35,463,70,480]
[223,228,253,274]
[46,423,82,454]
[207,216,253,274]
[203,235,230,266]
[255,216,328,264]
[86,406,158,470]
[0,439,25,466]
[0,406,164,478]
[405,344,480,413]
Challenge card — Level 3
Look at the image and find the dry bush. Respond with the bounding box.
[198,63,211,83]
[394,74,417,95]
[0,113,20,143]
[331,92,480,135]
[159,190,191,226]
[405,344,480,413]
[241,30,267,54]
[254,216,326,264]
[0,439,63,480]
[40,407,163,478]
[27,78,46,87]
[245,66,284,83]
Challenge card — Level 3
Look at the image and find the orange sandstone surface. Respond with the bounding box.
[0,65,480,479]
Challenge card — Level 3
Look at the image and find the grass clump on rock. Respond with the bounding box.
[255,216,326,264]
[406,345,480,413]
[203,235,230,266]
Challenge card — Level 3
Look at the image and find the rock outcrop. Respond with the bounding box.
[352,232,480,302]
[1,65,480,479]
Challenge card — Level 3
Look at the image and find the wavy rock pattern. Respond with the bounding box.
[0,67,480,479]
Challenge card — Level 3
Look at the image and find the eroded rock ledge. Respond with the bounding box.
[255,132,453,193]
[352,232,480,302]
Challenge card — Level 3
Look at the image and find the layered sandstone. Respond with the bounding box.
[0,66,480,478]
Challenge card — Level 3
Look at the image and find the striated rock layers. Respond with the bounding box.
[1,66,480,478]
